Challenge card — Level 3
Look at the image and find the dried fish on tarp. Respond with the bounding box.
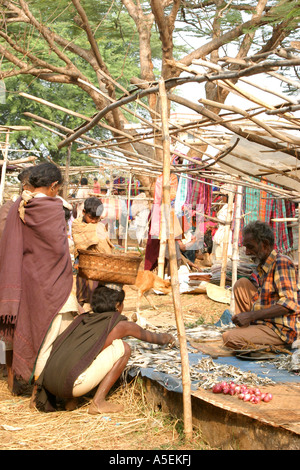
[195,357,275,389]
[124,328,276,390]
[267,353,300,374]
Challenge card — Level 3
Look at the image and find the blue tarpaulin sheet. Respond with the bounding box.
[128,349,300,394]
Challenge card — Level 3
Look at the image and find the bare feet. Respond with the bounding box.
[88,400,124,415]
[65,397,79,411]
[29,384,38,409]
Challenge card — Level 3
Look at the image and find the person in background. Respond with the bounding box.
[223,220,300,350]
[211,189,234,263]
[130,190,150,247]
[34,285,175,414]
[76,177,91,219]
[0,166,34,240]
[72,197,114,310]
[93,177,101,194]
[105,180,111,195]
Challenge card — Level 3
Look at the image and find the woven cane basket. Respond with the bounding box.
[78,249,143,285]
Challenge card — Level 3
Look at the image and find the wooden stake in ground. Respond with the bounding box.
[220,189,234,289]
[159,78,193,441]
[230,184,243,313]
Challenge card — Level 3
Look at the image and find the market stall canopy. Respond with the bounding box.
[217,135,300,196]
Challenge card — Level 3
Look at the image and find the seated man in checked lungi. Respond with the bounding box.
[223,220,300,350]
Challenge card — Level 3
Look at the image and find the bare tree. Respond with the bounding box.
[0,0,299,183]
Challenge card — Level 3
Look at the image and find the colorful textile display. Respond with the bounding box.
[239,178,296,253]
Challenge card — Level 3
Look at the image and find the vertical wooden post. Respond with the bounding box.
[230,184,243,313]
[63,143,72,200]
[220,189,234,289]
[125,172,132,253]
[298,210,300,289]
[159,78,193,441]
[0,130,10,205]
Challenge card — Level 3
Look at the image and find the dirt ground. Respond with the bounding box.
[123,283,225,328]
[0,267,226,451]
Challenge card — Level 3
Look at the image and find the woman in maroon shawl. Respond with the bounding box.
[0,163,75,393]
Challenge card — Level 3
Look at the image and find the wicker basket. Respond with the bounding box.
[78,249,143,285]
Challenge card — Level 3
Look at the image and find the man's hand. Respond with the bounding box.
[232,304,290,327]
[231,311,255,327]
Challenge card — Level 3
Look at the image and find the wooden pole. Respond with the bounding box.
[298,210,300,289]
[230,184,243,313]
[159,78,193,441]
[62,143,72,200]
[0,130,10,205]
[124,172,132,253]
[157,200,167,278]
[220,190,234,289]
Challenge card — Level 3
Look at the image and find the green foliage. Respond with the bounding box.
[266,0,300,28]
[1,0,299,165]
[223,9,243,26]
[0,0,167,162]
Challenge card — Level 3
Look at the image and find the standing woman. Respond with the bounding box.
[0,162,78,394]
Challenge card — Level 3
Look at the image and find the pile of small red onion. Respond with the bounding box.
[211,381,273,404]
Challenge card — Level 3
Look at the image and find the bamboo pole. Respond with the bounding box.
[230,184,243,313]
[298,211,300,290]
[220,190,234,289]
[20,92,134,141]
[167,93,300,160]
[0,156,37,166]
[62,143,72,200]
[0,130,10,205]
[159,78,193,441]
[124,172,132,253]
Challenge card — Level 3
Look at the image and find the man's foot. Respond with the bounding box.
[88,400,124,415]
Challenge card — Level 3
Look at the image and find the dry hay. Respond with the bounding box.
[0,372,194,451]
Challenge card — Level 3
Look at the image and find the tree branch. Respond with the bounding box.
[180,15,270,66]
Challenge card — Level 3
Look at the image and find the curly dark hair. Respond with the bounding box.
[83,197,104,218]
[243,220,274,248]
[17,166,34,184]
[29,162,63,188]
[91,285,125,313]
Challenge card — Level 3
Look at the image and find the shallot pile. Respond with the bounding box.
[212,381,273,404]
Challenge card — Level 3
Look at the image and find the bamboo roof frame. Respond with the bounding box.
[8,50,299,209]
[18,51,300,198]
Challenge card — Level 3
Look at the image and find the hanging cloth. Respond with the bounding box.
[174,158,189,217]
[149,174,178,238]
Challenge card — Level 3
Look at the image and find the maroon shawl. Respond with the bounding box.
[0,195,73,381]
